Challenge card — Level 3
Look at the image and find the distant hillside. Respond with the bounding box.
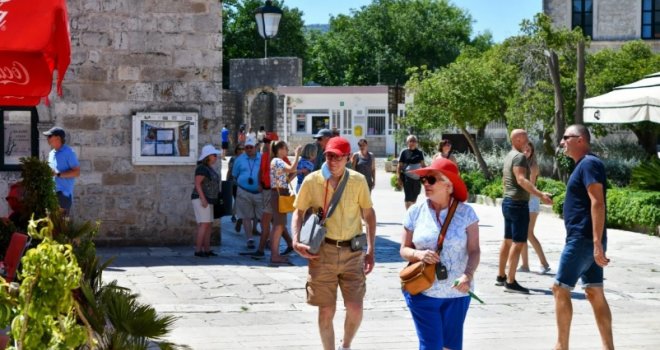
[304,24,329,33]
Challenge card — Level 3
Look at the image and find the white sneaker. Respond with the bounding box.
[517,266,530,273]
[538,266,551,274]
[338,346,351,350]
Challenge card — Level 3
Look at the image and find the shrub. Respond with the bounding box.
[552,192,566,217]
[536,177,566,197]
[462,171,488,196]
[630,158,660,191]
[602,158,639,187]
[607,189,660,234]
[390,173,402,191]
[481,177,503,199]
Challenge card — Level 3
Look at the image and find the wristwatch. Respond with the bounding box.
[56,173,61,177]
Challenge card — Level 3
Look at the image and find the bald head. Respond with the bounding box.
[510,129,529,152]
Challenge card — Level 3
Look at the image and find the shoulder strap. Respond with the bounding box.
[321,170,349,224]
[435,199,459,252]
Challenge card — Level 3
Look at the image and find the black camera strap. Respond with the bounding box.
[434,199,459,253]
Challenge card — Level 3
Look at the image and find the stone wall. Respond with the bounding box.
[27,0,225,245]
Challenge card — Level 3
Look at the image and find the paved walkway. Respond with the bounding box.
[99,164,660,349]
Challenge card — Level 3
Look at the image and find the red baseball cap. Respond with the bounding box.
[407,158,468,202]
[324,137,351,156]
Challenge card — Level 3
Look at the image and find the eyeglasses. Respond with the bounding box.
[245,146,254,149]
[420,176,442,185]
[562,135,580,141]
[325,154,346,162]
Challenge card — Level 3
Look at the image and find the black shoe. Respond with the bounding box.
[280,246,294,256]
[495,275,507,286]
[504,280,530,294]
[206,250,218,257]
[194,251,208,258]
[239,250,265,257]
[231,215,237,223]
[235,219,242,233]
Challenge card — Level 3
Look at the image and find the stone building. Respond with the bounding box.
[544,0,660,51]
[1,0,224,245]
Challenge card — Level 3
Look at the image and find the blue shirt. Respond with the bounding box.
[48,144,79,198]
[231,152,261,193]
[563,154,607,240]
[221,127,229,142]
[403,200,479,298]
[296,158,315,192]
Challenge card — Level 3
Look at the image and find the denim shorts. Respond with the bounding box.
[528,196,540,213]
[501,198,530,243]
[555,237,607,290]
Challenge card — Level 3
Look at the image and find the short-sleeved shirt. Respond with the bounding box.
[221,127,229,142]
[563,154,608,240]
[403,200,479,298]
[48,144,79,197]
[398,149,424,179]
[231,153,261,193]
[270,157,288,189]
[295,169,372,241]
[503,149,530,201]
[296,158,315,192]
[191,164,220,200]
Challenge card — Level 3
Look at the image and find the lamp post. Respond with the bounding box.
[254,0,283,58]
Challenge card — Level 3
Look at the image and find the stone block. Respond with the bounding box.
[118,66,140,81]
[93,159,112,172]
[127,83,154,102]
[102,173,137,186]
[81,32,113,48]
[113,32,129,50]
[111,158,134,173]
[81,84,128,101]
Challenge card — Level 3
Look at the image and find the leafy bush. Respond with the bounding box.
[602,158,639,187]
[536,177,566,197]
[462,171,488,196]
[390,174,402,191]
[607,189,660,234]
[630,158,660,191]
[551,188,660,235]
[481,177,503,199]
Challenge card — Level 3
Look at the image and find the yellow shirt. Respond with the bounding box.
[294,169,373,241]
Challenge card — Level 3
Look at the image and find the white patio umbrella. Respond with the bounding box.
[583,72,660,124]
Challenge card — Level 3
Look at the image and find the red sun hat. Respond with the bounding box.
[324,137,351,156]
[407,158,469,202]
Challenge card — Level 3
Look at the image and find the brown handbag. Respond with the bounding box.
[400,200,459,295]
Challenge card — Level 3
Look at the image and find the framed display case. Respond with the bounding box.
[132,112,198,165]
[0,107,39,171]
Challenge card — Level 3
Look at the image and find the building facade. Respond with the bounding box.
[544,0,660,51]
[1,0,224,245]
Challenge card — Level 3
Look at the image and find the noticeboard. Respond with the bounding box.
[132,112,198,165]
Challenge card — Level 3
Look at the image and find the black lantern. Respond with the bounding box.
[254,0,283,58]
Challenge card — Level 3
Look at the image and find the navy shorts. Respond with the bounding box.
[404,292,471,350]
[501,198,529,243]
[555,236,607,290]
[403,176,421,202]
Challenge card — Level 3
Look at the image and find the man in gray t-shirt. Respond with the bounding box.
[497,129,552,294]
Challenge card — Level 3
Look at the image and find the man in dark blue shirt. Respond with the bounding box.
[553,124,613,350]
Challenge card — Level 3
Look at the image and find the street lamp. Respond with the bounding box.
[254,0,283,58]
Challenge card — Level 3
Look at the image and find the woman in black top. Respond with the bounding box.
[191,145,221,257]
[397,135,426,209]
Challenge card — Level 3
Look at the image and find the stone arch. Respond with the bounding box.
[243,86,278,132]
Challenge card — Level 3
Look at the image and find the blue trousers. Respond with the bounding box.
[404,292,471,350]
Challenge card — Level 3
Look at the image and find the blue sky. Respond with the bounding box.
[283,0,542,42]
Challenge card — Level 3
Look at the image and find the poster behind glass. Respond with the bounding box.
[140,121,190,157]
[3,111,32,165]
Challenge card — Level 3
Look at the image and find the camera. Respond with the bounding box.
[436,262,448,280]
[248,177,254,185]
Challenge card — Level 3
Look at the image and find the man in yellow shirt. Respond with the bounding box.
[292,137,376,350]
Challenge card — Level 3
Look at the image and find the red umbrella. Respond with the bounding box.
[0,0,71,106]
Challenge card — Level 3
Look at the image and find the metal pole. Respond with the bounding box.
[264,39,267,58]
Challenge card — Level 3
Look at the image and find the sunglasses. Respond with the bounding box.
[245,146,254,149]
[420,176,443,185]
[325,154,346,162]
[562,135,580,140]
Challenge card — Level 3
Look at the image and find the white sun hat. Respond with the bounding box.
[198,144,221,161]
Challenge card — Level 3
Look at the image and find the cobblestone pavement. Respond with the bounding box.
[100,163,660,349]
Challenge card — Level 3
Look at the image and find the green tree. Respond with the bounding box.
[586,40,660,157]
[404,45,516,180]
[306,0,473,86]
[222,0,307,88]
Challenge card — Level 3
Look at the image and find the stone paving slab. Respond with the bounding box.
[100,164,660,349]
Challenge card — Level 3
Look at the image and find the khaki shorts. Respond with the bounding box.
[192,198,213,223]
[262,189,273,215]
[306,242,366,306]
[235,187,263,220]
